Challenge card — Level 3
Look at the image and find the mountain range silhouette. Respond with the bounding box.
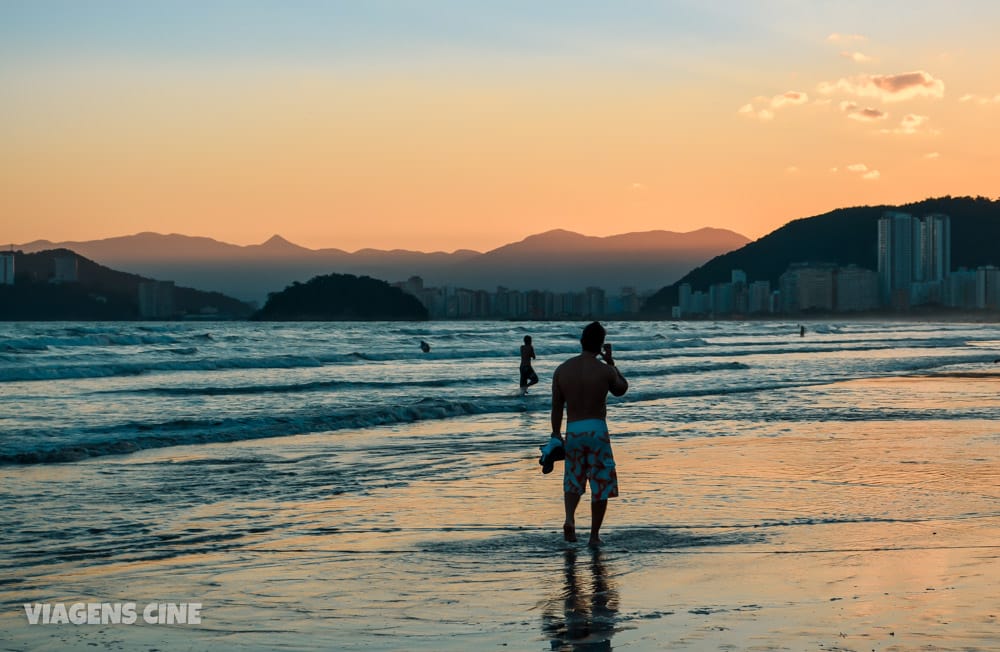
[15,227,749,304]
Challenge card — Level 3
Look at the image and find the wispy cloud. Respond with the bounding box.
[880,114,934,135]
[738,103,773,121]
[959,93,1000,105]
[818,71,945,102]
[785,166,800,175]
[840,51,874,64]
[770,91,809,108]
[827,33,866,43]
[836,162,882,180]
[923,152,941,159]
[738,91,809,121]
[839,101,888,122]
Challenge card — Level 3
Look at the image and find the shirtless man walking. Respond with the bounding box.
[551,321,628,546]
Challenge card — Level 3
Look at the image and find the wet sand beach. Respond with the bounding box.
[2,372,997,651]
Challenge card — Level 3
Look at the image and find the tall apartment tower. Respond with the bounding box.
[0,252,13,285]
[918,213,951,282]
[878,211,918,304]
[879,211,952,307]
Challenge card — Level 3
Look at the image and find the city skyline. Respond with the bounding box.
[4,2,1000,251]
[672,209,1000,316]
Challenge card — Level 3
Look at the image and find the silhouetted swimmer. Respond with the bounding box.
[519,335,539,395]
[800,325,805,337]
[419,340,431,353]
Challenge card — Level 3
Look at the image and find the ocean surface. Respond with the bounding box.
[1,320,998,650]
[3,320,998,465]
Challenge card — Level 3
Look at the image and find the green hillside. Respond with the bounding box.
[642,196,1000,314]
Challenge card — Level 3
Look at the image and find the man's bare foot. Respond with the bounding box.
[587,537,604,548]
[563,523,577,542]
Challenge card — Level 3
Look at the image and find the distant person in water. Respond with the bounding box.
[519,335,539,395]
[551,321,628,547]
[420,340,431,353]
[800,325,805,337]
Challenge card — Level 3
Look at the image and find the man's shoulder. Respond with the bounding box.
[554,355,577,372]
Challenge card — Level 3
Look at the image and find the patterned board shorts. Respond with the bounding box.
[563,418,619,502]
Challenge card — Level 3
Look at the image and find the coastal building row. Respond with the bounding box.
[2,252,178,318]
[673,212,1000,317]
[395,276,648,319]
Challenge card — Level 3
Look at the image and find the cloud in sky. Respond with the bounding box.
[771,91,809,108]
[827,33,866,43]
[840,51,874,63]
[739,91,808,120]
[924,152,941,159]
[880,114,933,135]
[840,101,888,121]
[838,162,881,180]
[959,93,1000,105]
[818,71,945,102]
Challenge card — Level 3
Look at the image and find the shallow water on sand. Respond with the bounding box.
[1,321,999,650]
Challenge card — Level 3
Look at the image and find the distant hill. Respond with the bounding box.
[255,273,428,321]
[642,196,1000,314]
[0,249,254,320]
[450,228,749,293]
[15,227,749,303]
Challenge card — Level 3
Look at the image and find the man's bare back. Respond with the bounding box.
[551,346,628,434]
[550,323,628,547]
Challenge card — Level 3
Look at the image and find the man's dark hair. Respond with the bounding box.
[524,335,532,344]
[580,321,605,354]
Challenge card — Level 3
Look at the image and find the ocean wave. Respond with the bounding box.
[0,397,509,465]
[0,333,182,352]
[627,361,750,378]
[98,375,508,396]
[0,354,331,382]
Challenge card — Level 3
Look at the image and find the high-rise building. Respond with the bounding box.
[0,252,13,285]
[878,211,918,305]
[879,212,952,307]
[748,280,771,314]
[780,263,835,312]
[945,268,977,309]
[709,282,734,315]
[53,256,78,283]
[677,283,692,317]
[919,214,951,282]
[138,281,175,319]
[835,266,878,312]
[976,266,1000,309]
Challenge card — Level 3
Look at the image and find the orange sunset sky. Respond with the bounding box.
[3,1,999,252]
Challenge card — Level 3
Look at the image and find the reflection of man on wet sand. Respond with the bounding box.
[541,548,619,651]
[551,322,628,546]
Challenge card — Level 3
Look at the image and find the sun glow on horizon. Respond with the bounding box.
[3,2,999,250]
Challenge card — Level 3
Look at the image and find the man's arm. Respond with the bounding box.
[602,344,628,397]
[608,364,628,397]
[550,367,565,437]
